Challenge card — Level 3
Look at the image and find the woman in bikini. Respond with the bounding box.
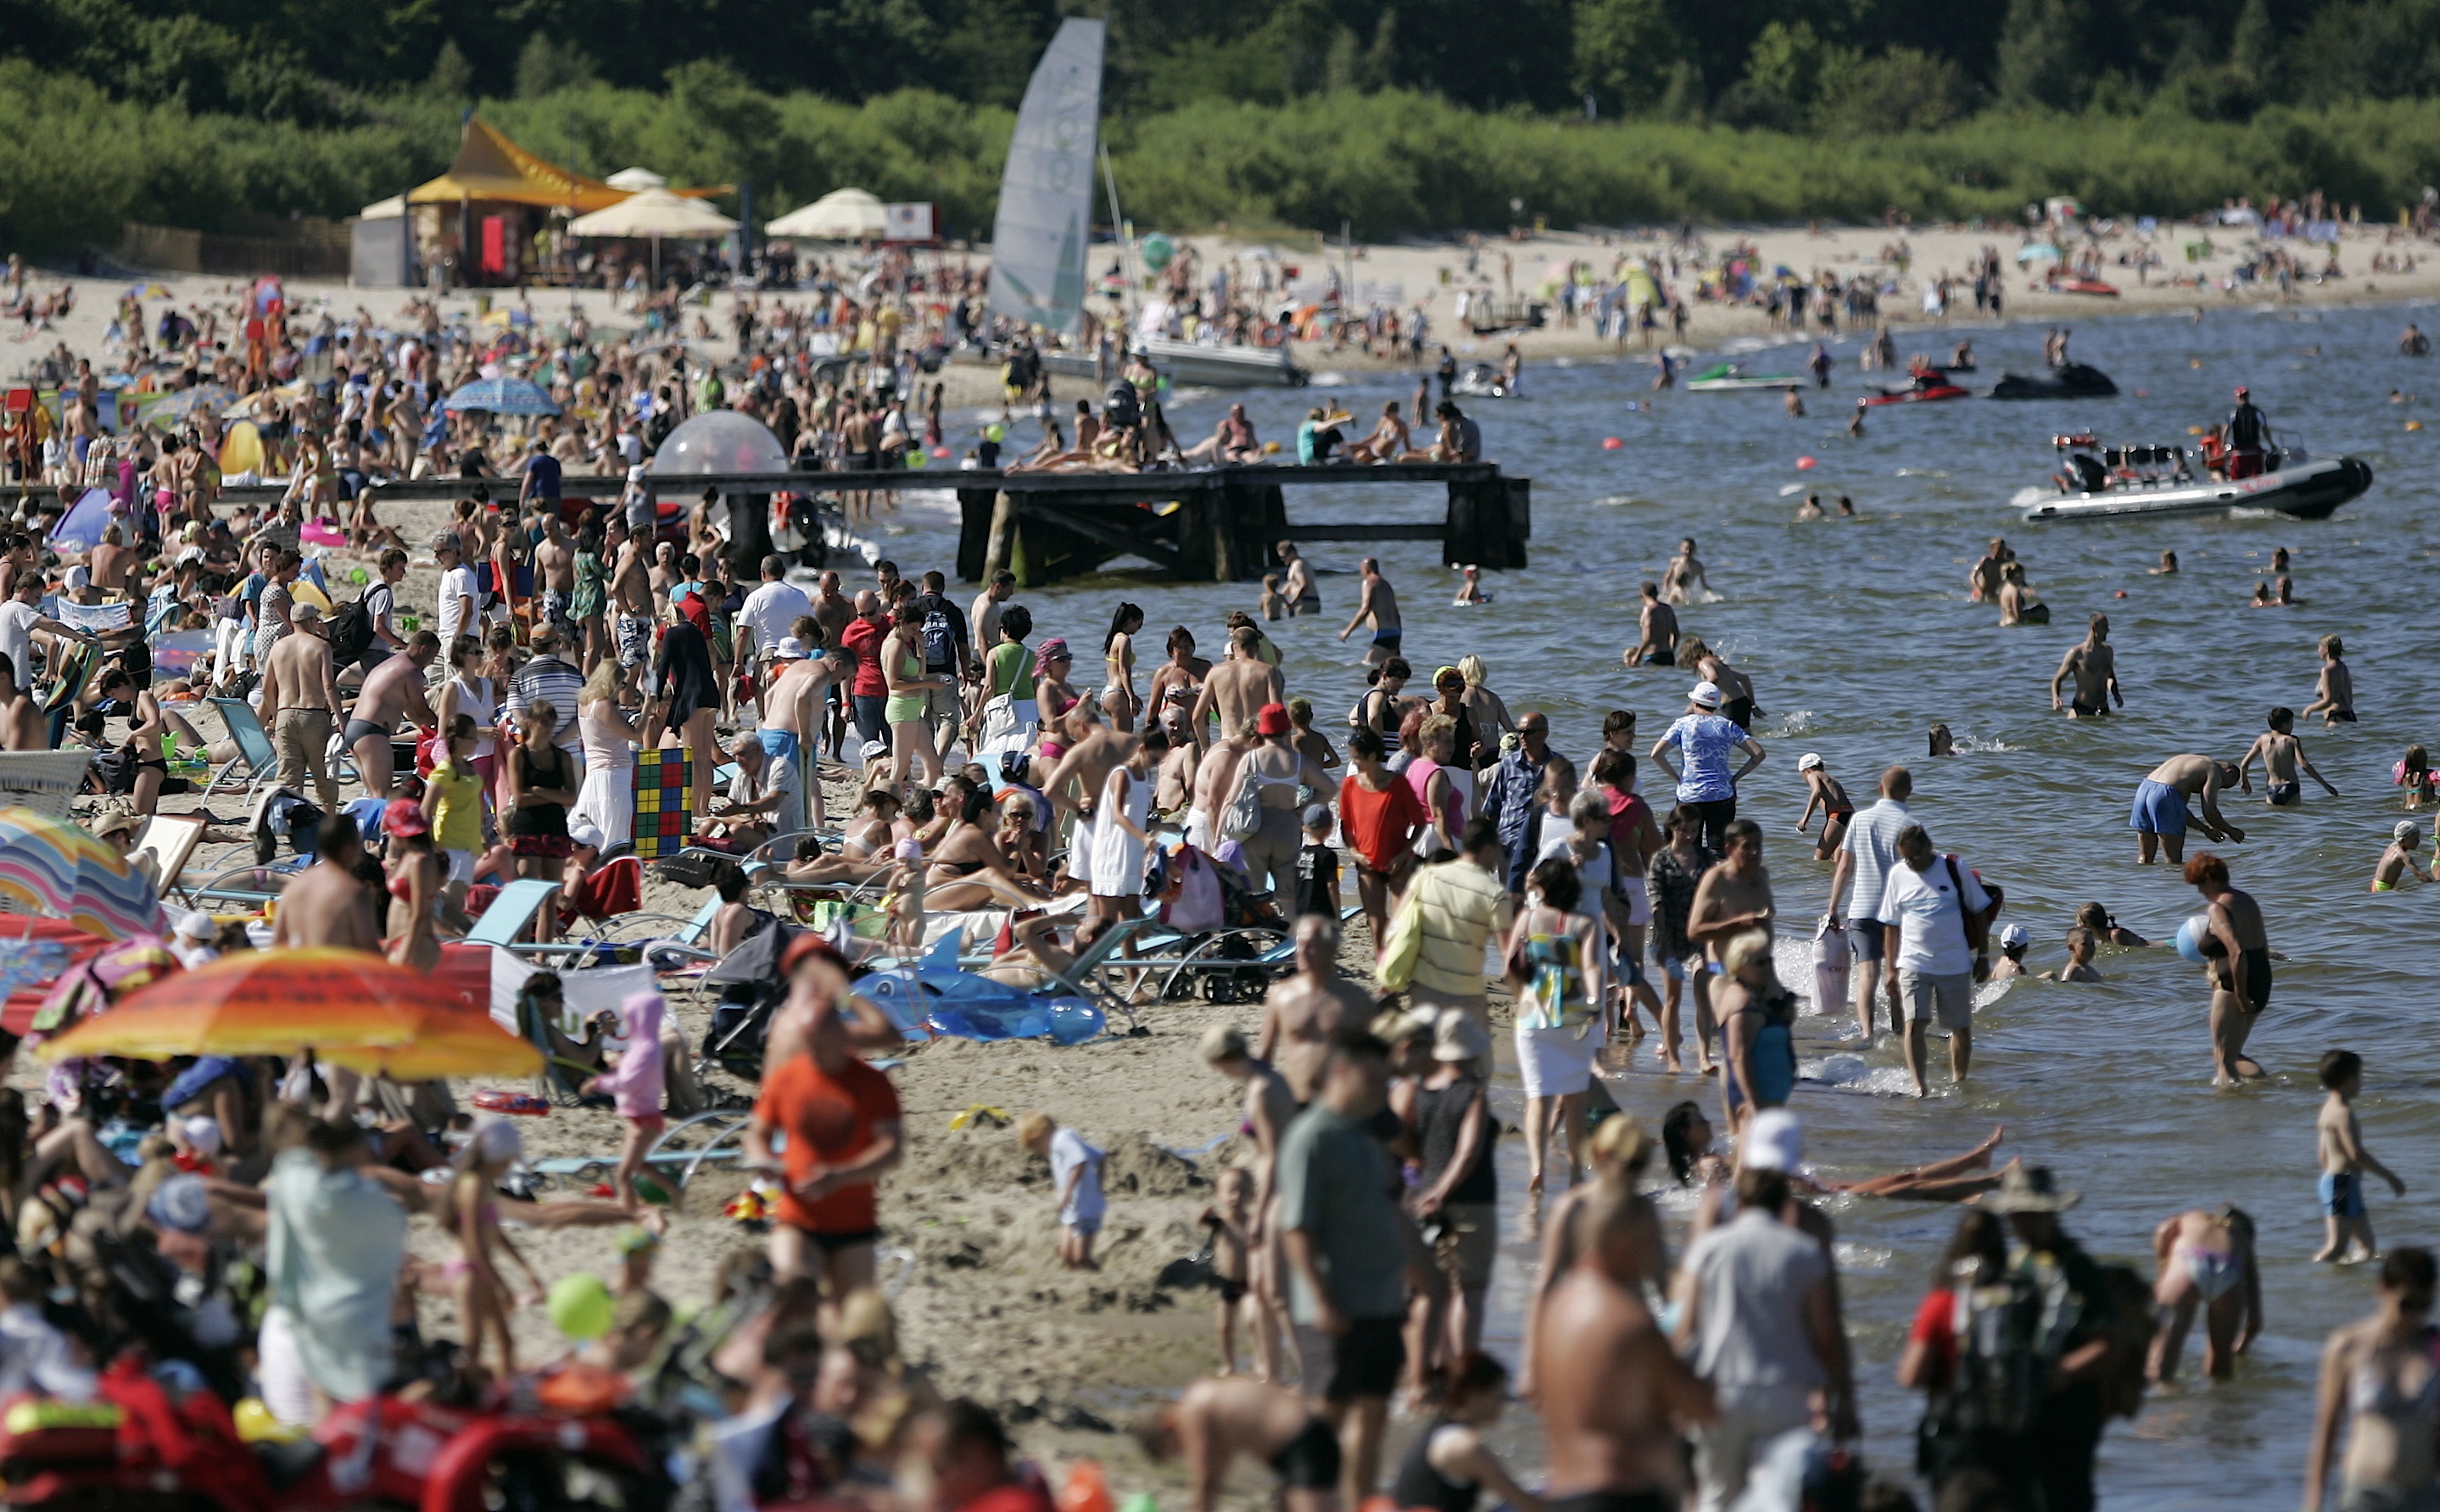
[922,777,1052,910]
[379,799,444,971]
[1351,657,1412,743]
[881,599,946,791]
[839,789,904,861]
[1100,601,1145,733]
[1031,639,1080,766]
[2305,1248,2440,1512]
[2148,1206,2260,1382]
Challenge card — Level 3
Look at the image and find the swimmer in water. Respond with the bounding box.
[2041,927,2102,982]
[1452,565,1492,605]
[2397,745,2433,810]
[1836,494,1857,516]
[2303,634,2355,725]
[2075,901,2151,948]
[1794,493,1823,522]
[2130,754,2244,865]
[2237,706,2338,806]
[2312,1049,2404,1264]
[2050,613,2121,717]
[1968,538,2011,603]
[1927,723,1956,757]
[2148,1206,2260,1382]
[2248,581,2275,608]
[1784,388,1805,418]
[2371,821,2432,892]
[1661,538,1711,605]
[2150,550,2180,575]
[1623,581,1678,667]
[1997,561,2048,626]
[1846,401,1865,438]
[2186,851,2270,1085]
[1792,753,1853,859]
[1990,923,2031,980]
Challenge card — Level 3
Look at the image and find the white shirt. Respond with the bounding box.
[616,431,643,467]
[436,564,478,646]
[1049,1127,1106,1224]
[738,580,812,661]
[1876,857,1991,978]
[1840,797,1912,922]
[0,1303,94,1401]
[0,600,40,693]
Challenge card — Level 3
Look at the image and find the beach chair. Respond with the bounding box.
[463,878,566,948]
[525,1110,752,1194]
[200,697,279,802]
[180,861,300,911]
[130,814,206,899]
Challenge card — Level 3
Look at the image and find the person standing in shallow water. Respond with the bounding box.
[2050,612,2120,717]
[2186,851,2270,1086]
[2303,1247,2439,1512]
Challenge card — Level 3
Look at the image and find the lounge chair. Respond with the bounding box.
[463,878,567,948]
[131,814,207,899]
[200,698,280,802]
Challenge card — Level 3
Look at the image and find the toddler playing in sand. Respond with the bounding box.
[1019,1112,1105,1270]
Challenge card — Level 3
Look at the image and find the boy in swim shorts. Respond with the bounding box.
[2314,1049,2405,1264]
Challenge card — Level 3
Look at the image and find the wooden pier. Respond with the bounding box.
[214,461,1530,588]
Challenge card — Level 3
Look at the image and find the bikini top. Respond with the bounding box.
[2353,1333,2440,1426]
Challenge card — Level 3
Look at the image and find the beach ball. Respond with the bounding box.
[2175,915,2214,964]
[1141,232,1175,272]
[347,567,370,585]
[1263,440,1281,455]
[2410,421,2425,432]
[931,445,952,459]
[549,1272,616,1340]
[985,423,1006,443]
[1602,437,1624,450]
[1795,455,1818,471]
[907,449,929,469]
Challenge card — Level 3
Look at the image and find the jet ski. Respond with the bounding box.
[2016,433,2373,522]
[1989,363,2119,400]
[1449,362,1518,399]
[1862,368,1971,405]
[1687,362,1804,392]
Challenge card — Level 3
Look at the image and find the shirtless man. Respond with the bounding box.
[1040,701,1136,876]
[259,602,343,812]
[764,636,849,828]
[1661,538,1711,605]
[1153,707,1200,820]
[1189,722,1251,854]
[1256,914,1375,1104]
[1687,819,1776,965]
[2189,851,2270,1085]
[2236,706,2337,807]
[606,515,655,700]
[2302,633,2355,725]
[1132,1376,1344,1512]
[2049,612,2122,717]
[2130,753,2245,864]
[531,508,575,634]
[1532,1181,1716,1512]
[1193,627,1285,746]
[0,657,42,750]
[1967,537,2013,602]
[1277,542,1319,617]
[1622,582,1678,667]
[338,629,439,799]
[270,814,378,953]
[1336,559,1401,667]
[811,570,856,757]
[88,525,133,597]
[969,569,1014,666]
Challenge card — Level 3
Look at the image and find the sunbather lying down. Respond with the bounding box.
[1812,1124,2013,1202]
[980,912,1113,992]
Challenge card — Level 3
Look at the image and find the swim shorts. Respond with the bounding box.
[2129,778,2189,836]
[1293,1315,1403,1403]
[1267,1419,1343,1491]
[1371,629,1402,652]
[2268,781,2300,806]
[539,589,569,629]
[2320,1171,2367,1219]
[616,614,652,670]
[2069,699,2108,717]
[1646,650,1676,667]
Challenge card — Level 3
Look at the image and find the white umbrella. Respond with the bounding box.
[568,187,737,239]
[606,166,668,192]
[764,188,887,241]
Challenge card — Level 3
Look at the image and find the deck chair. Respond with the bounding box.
[201,697,279,801]
[131,814,207,899]
[525,1111,752,1192]
[464,878,566,948]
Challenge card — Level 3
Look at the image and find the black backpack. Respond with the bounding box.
[918,599,957,672]
[1103,380,1141,430]
[327,588,377,668]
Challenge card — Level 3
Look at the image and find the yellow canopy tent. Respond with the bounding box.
[403,118,731,211]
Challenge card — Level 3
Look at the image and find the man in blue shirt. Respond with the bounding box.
[1480,710,1557,895]
[518,437,561,513]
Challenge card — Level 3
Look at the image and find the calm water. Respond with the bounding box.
[879,301,2440,1506]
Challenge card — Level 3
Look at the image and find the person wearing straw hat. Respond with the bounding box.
[1974,1163,2119,1512]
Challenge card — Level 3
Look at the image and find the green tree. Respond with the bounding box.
[1995,0,2091,112]
[2230,0,2275,85]
[513,34,597,99]
[1570,0,1687,116]
[1813,47,1964,134]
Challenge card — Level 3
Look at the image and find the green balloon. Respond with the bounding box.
[985,423,1007,443]
[907,449,929,469]
[548,1272,615,1341]
[1141,233,1175,272]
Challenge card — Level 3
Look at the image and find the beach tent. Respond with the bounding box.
[405,118,633,215]
[765,188,887,241]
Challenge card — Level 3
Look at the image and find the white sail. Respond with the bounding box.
[987,17,1103,338]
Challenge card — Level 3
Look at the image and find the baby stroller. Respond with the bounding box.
[699,919,800,1083]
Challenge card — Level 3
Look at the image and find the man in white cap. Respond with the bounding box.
[1650,681,1765,853]
[1672,1107,1857,1512]
[170,911,221,969]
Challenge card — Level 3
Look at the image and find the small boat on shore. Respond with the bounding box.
[1989,363,2119,400]
[2015,434,2373,522]
[1687,362,1803,392]
[1040,338,1307,388]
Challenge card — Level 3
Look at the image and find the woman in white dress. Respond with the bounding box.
[569,658,639,849]
[1086,728,1161,927]
[1504,855,1609,1210]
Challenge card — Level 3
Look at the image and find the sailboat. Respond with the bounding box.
[991,20,1304,389]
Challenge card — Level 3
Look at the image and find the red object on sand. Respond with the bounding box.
[472,1090,551,1115]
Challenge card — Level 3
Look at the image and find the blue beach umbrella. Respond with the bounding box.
[441,377,561,417]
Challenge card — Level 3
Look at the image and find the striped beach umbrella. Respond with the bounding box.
[0,807,163,942]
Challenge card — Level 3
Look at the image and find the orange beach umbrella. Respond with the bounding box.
[36,948,539,1080]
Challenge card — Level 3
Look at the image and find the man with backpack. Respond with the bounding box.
[1877,823,2002,1099]
[911,570,972,752]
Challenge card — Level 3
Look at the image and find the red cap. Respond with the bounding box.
[2235,386,2249,398]
[782,934,849,978]
[381,797,429,839]
[1256,701,1292,737]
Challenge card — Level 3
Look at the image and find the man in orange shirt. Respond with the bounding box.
[745,935,905,1312]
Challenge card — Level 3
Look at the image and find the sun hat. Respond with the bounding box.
[1432,1010,1492,1063]
[567,817,605,851]
[381,797,429,838]
[1983,1163,2080,1214]
[181,1115,223,1157]
[1998,923,2031,948]
[1689,682,1724,710]
[175,912,216,942]
[1740,1108,1806,1173]
[1796,752,1823,771]
[771,636,808,661]
[1256,701,1292,737]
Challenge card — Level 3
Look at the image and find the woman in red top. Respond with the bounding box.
[1337,726,1427,953]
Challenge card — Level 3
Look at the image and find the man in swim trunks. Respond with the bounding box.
[530,505,574,634]
[606,514,655,700]
[1132,1376,1343,1512]
[1258,916,1376,1105]
[2188,850,2271,1086]
[1277,542,1320,617]
[2049,612,2120,717]
[343,630,439,799]
[1193,626,1285,747]
[1533,1180,1715,1512]
[1623,582,1678,667]
[1967,537,2012,603]
[1337,558,1400,667]
[2236,705,2338,807]
[2130,752,2245,865]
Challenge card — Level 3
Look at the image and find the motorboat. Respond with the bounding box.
[1862,369,1971,405]
[1687,362,1804,392]
[2015,433,2373,522]
[1988,363,2119,400]
[1449,362,1519,399]
[1039,338,1308,388]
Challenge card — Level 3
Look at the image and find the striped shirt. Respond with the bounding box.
[510,655,584,750]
